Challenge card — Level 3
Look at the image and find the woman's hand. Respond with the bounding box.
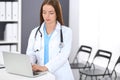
[32,64,48,72]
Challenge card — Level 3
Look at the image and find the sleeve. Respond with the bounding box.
[26,29,37,64]
[45,28,72,73]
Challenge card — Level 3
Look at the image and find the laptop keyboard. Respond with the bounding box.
[33,71,47,76]
[33,71,40,75]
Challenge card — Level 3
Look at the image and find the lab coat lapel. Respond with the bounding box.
[34,24,44,51]
[50,21,61,41]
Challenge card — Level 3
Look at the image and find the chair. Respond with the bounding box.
[70,45,92,69]
[101,56,120,80]
[79,49,112,80]
[111,56,120,80]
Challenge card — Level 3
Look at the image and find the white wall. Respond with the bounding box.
[69,0,80,80]
[69,0,80,63]
[70,0,120,80]
[79,0,120,70]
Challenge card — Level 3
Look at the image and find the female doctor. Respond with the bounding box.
[26,0,74,80]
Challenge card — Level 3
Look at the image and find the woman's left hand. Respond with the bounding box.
[32,64,48,72]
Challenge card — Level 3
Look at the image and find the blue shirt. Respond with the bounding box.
[43,26,52,65]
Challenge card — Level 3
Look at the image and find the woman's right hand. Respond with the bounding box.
[32,64,48,72]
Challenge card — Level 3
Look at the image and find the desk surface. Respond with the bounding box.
[0,69,55,80]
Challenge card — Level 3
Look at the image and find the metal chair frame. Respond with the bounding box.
[70,45,92,80]
[101,56,120,80]
[110,56,120,80]
[79,49,112,80]
[70,45,92,69]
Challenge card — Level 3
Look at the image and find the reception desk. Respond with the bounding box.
[0,69,55,80]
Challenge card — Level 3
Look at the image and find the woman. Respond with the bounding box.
[26,0,74,80]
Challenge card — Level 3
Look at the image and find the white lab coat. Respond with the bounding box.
[26,21,74,80]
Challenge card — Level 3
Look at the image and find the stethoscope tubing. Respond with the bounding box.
[34,25,64,53]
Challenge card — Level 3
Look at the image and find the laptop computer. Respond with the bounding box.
[2,51,47,78]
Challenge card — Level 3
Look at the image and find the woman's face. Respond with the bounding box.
[42,4,57,25]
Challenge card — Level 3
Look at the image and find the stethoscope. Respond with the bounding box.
[34,25,64,53]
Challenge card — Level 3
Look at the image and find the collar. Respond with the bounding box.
[40,21,61,34]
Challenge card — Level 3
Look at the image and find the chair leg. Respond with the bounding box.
[91,76,94,80]
[85,75,87,80]
[114,76,117,80]
[79,70,84,80]
[95,76,97,80]
[79,73,83,80]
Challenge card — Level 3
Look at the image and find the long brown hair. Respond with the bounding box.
[40,0,64,26]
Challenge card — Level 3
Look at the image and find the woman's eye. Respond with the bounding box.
[50,13,54,15]
[43,12,46,14]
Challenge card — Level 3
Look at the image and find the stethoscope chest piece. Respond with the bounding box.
[59,42,64,53]
[59,42,64,49]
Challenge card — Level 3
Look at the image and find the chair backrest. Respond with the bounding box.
[113,56,120,70]
[92,49,112,69]
[73,45,92,64]
[111,56,120,78]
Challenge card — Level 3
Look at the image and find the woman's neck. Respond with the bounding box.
[46,22,56,35]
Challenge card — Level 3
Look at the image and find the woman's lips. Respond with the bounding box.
[46,19,50,21]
